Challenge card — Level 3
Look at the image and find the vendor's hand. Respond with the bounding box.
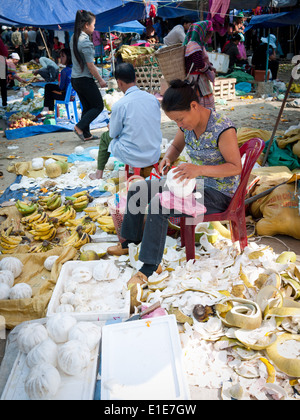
[158,157,171,175]
[99,79,107,88]
[172,163,199,183]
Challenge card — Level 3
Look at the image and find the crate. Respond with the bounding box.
[135,61,162,93]
[213,78,236,100]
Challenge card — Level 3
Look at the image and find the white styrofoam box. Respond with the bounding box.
[46,261,130,322]
[207,52,229,74]
[1,319,102,401]
[100,315,190,400]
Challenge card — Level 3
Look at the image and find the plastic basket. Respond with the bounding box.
[107,175,144,242]
[155,44,186,83]
[108,197,126,243]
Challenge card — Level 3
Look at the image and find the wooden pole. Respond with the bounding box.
[39,28,52,59]
[262,75,294,166]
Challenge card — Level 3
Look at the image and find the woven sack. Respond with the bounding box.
[155,44,186,83]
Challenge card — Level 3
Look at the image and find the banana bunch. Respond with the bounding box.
[65,216,97,235]
[98,216,116,234]
[84,206,110,221]
[0,227,23,253]
[21,210,49,228]
[16,200,38,216]
[49,205,76,224]
[66,190,93,212]
[290,83,300,93]
[38,193,62,211]
[29,240,57,253]
[29,222,57,241]
[63,226,91,249]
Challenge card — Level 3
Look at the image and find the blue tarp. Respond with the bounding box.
[0,0,146,31]
[111,20,145,35]
[245,8,300,31]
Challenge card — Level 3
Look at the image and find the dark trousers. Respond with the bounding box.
[0,78,7,106]
[37,67,59,82]
[121,179,231,266]
[44,83,65,111]
[71,77,104,138]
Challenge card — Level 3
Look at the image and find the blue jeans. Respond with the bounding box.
[121,179,231,266]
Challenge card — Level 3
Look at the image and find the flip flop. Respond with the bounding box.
[83,135,100,142]
[73,129,85,141]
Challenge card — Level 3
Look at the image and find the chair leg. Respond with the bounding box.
[73,102,79,124]
[180,218,186,247]
[230,215,248,252]
[65,104,70,120]
[181,218,196,261]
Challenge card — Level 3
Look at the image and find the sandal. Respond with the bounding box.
[83,135,100,142]
[73,129,85,141]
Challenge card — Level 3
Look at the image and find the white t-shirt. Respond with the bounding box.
[163,25,186,46]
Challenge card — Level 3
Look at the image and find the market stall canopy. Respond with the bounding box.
[245,8,300,30]
[0,0,146,31]
[110,20,145,34]
[155,0,271,18]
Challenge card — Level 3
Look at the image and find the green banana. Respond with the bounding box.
[16,200,37,216]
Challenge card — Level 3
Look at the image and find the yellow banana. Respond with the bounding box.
[0,241,19,250]
[0,234,22,246]
[72,190,88,198]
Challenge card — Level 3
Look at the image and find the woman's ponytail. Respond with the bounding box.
[73,10,95,72]
[162,79,199,113]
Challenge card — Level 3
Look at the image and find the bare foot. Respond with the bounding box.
[89,170,103,180]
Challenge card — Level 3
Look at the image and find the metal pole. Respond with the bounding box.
[109,27,115,76]
[262,75,294,166]
[265,29,270,82]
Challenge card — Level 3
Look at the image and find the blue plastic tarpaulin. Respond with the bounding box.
[111,20,145,34]
[245,8,300,31]
[0,0,146,31]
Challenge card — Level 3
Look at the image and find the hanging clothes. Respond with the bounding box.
[208,0,230,36]
[209,0,230,18]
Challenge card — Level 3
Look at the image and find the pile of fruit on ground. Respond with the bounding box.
[0,190,117,254]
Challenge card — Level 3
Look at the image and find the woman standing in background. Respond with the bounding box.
[0,38,8,107]
[70,10,107,142]
[183,21,216,110]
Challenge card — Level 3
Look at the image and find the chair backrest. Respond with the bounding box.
[227,138,265,214]
[61,83,73,103]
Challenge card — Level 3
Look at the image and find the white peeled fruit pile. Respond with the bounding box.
[17,315,102,400]
[0,257,23,279]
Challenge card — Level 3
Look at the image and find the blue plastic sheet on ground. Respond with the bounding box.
[4,110,109,140]
[68,147,99,163]
[5,124,73,140]
[0,175,110,205]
